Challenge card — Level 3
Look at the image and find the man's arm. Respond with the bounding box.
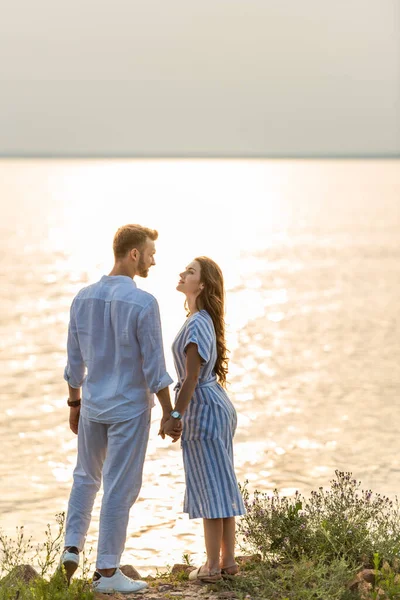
[68,384,81,435]
[137,299,180,440]
[137,299,174,394]
[64,300,85,435]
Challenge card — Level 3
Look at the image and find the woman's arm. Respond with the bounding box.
[174,343,202,415]
[162,343,202,437]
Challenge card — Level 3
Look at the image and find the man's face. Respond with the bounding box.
[137,238,156,277]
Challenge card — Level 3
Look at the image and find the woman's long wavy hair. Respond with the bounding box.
[189,256,229,387]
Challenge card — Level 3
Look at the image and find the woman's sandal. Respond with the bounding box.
[221,564,239,579]
[188,566,222,583]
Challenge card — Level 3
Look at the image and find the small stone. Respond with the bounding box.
[158,583,175,592]
[94,594,126,600]
[120,564,142,579]
[218,592,238,599]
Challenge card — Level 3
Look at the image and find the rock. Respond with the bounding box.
[158,583,175,592]
[348,569,376,590]
[218,592,238,599]
[93,594,128,600]
[360,569,376,584]
[358,581,373,600]
[120,564,142,579]
[171,563,194,575]
[0,565,41,588]
[236,555,261,565]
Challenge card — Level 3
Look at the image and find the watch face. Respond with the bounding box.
[171,411,181,419]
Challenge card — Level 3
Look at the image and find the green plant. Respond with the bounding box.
[219,555,356,600]
[182,552,192,566]
[239,484,310,560]
[239,471,400,567]
[0,513,94,600]
[0,513,67,579]
[371,553,400,600]
[0,526,35,576]
[35,513,66,577]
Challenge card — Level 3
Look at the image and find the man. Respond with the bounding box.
[61,224,180,594]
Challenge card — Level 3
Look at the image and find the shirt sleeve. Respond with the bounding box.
[183,317,212,365]
[137,298,174,394]
[63,299,86,389]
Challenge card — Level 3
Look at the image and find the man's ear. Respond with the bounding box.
[130,248,139,261]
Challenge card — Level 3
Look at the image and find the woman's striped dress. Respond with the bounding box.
[172,310,245,519]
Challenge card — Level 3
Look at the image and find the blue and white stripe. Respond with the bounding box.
[172,310,245,519]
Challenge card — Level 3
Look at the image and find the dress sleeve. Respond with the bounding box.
[183,317,213,365]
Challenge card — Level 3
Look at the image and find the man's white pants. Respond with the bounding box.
[65,409,151,569]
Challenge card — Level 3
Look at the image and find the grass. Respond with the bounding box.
[0,513,93,600]
[1,472,400,599]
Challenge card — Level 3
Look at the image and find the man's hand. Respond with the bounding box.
[69,406,80,435]
[158,413,169,440]
[159,415,182,442]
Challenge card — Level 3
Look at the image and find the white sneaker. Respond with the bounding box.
[92,568,148,594]
[60,548,79,583]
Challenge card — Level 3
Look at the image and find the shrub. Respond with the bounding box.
[239,471,400,567]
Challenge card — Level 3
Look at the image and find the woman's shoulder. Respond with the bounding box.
[188,310,214,333]
[190,309,212,324]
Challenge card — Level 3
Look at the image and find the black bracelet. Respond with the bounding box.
[67,398,81,407]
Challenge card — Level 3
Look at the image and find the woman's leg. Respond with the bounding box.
[221,517,238,571]
[203,518,223,572]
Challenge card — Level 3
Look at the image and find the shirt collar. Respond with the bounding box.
[100,275,137,287]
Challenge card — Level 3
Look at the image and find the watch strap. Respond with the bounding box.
[67,398,81,407]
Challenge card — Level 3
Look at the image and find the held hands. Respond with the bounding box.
[159,413,182,443]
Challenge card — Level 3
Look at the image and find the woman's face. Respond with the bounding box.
[177,260,203,296]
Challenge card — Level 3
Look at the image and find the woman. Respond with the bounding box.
[162,256,245,583]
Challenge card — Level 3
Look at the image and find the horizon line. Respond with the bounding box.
[0,153,399,160]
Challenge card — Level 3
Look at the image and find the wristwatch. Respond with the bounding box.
[67,398,81,407]
[170,410,182,420]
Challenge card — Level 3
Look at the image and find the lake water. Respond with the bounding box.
[0,158,399,573]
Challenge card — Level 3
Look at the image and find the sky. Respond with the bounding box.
[0,0,399,157]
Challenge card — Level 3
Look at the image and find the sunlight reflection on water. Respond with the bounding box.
[1,159,400,573]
